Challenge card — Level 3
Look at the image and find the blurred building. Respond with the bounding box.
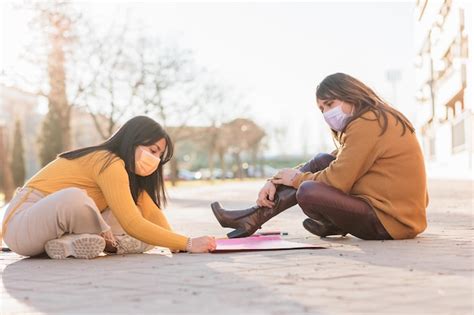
[414,0,473,174]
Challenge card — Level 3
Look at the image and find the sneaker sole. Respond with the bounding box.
[45,235,105,259]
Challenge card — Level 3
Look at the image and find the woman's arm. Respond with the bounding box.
[94,160,188,251]
[138,191,172,231]
[291,118,382,193]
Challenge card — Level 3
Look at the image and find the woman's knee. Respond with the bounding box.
[55,191,107,234]
[295,182,327,218]
[315,152,336,166]
[313,152,335,161]
[307,153,336,172]
[296,181,326,206]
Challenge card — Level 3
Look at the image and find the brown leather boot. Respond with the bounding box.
[302,218,347,237]
[211,153,337,238]
[211,185,297,238]
[210,205,259,229]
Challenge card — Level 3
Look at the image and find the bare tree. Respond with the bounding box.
[6,2,132,143]
[272,125,289,157]
[66,17,136,139]
[69,21,199,143]
[5,2,247,182]
[220,119,265,179]
[193,78,250,179]
[5,1,86,164]
[197,81,237,179]
[29,1,79,164]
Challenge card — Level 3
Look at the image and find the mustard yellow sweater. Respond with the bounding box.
[292,111,428,239]
[25,151,189,250]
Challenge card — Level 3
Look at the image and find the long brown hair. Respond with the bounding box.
[316,73,414,142]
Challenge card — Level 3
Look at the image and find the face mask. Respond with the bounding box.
[323,104,352,131]
[135,146,161,176]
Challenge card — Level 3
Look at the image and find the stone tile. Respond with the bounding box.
[1,179,473,314]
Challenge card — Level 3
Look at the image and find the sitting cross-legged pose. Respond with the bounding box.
[212,73,428,240]
[2,116,216,259]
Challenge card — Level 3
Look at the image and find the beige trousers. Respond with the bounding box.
[2,187,152,257]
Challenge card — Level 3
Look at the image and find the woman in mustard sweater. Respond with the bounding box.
[2,116,216,259]
[212,73,428,240]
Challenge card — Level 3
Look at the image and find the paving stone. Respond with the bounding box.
[1,179,472,314]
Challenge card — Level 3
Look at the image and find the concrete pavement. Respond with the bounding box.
[1,179,473,314]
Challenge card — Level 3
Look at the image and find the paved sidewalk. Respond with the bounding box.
[1,179,473,314]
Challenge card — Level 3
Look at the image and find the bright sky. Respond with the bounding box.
[1,0,417,156]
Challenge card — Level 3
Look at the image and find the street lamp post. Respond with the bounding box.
[385,69,402,105]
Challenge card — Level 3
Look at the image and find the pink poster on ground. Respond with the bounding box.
[212,235,325,253]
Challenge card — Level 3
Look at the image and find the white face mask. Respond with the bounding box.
[323,104,352,131]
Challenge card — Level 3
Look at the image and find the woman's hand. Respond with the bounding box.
[187,236,216,253]
[270,168,302,187]
[256,180,277,208]
[101,230,118,248]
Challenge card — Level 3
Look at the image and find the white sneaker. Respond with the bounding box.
[115,235,154,255]
[45,234,105,259]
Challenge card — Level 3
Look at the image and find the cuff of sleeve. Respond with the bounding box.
[291,172,306,188]
[174,235,190,251]
[291,172,316,189]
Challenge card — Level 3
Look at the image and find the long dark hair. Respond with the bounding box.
[316,73,415,142]
[59,116,173,208]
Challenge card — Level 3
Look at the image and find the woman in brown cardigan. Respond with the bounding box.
[212,73,428,240]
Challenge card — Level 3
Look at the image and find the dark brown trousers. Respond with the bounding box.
[297,153,392,240]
